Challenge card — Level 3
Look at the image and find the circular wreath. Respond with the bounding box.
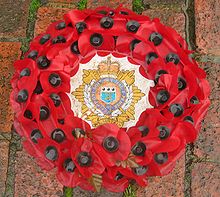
[11,6,210,192]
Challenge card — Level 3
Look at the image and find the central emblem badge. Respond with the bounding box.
[101,87,116,104]
[70,54,154,128]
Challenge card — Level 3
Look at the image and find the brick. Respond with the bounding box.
[48,0,73,2]
[0,140,9,196]
[191,163,220,197]
[73,187,123,197]
[0,0,31,38]
[34,6,73,36]
[0,42,22,133]
[143,8,185,38]
[137,157,185,197]
[143,0,184,6]
[194,63,220,162]
[14,149,63,197]
[195,0,220,55]
[46,0,76,7]
[87,0,132,9]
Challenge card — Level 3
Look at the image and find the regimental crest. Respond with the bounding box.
[71,55,153,128]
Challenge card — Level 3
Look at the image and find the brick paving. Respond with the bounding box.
[191,163,220,197]
[0,0,219,197]
[48,0,74,3]
[0,0,31,38]
[14,150,63,197]
[0,42,22,133]
[0,140,10,197]
[72,187,123,197]
[194,63,220,162]
[195,0,220,55]
[87,0,132,9]
[137,158,185,197]
[35,6,72,36]
[142,8,185,37]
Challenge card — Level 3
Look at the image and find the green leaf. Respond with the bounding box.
[29,0,41,21]
[64,187,73,197]
[123,184,138,197]
[78,0,87,10]
[132,0,144,14]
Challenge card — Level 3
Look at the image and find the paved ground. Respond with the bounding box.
[0,0,219,196]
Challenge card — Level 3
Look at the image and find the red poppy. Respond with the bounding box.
[128,109,181,166]
[147,139,186,176]
[22,139,55,171]
[62,115,91,142]
[39,71,70,94]
[92,124,131,166]
[120,166,148,186]
[56,150,93,189]
[71,138,105,177]
[102,171,129,192]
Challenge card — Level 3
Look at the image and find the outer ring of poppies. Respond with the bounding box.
[10,6,210,192]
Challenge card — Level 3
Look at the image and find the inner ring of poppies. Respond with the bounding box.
[69,53,155,128]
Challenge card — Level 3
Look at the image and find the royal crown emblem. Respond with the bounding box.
[70,54,154,128]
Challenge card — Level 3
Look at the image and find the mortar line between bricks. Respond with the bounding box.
[147,4,183,11]
[0,132,12,141]
[4,131,21,197]
[46,2,78,9]
[184,144,194,197]
[198,54,220,64]
[183,0,196,51]
[183,0,196,197]
[20,0,42,57]
[0,37,26,42]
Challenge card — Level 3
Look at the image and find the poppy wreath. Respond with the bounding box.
[10,6,210,192]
